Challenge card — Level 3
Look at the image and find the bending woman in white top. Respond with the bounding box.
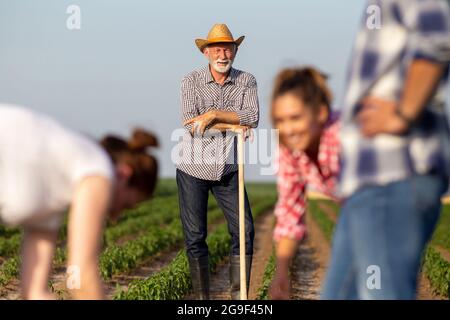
[0,103,158,299]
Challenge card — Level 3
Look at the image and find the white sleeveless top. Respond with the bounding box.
[0,104,114,230]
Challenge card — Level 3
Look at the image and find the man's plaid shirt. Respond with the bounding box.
[175,65,259,181]
[339,0,450,197]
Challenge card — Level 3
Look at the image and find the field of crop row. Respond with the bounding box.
[1,179,448,299]
[0,179,278,299]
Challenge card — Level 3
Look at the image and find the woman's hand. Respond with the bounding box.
[269,269,291,300]
[269,237,298,300]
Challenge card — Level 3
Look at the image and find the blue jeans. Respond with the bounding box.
[176,169,254,259]
[322,174,448,299]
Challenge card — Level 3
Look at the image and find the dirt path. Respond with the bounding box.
[0,279,21,300]
[317,202,337,223]
[0,244,186,300]
[417,274,445,300]
[290,211,330,300]
[434,245,450,262]
[248,212,276,300]
[0,266,70,300]
[185,210,275,300]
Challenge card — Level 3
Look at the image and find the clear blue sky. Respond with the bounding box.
[1,0,447,181]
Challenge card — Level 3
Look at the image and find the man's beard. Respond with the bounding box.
[210,57,233,74]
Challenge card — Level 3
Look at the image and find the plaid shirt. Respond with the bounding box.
[339,0,450,197]
[176,66,259,181]
[273,117,340,242]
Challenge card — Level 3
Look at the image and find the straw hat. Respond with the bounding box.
[195,24,245,52]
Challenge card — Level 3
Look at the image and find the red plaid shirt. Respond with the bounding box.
[273,117,341,242]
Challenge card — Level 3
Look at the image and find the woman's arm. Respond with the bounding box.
[275,238,299,272]
[269,237,299,300]
[66,175,112,299]
[270,151,307,299]
[21,228,58,299]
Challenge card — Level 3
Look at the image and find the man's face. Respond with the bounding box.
[204,43,236,74]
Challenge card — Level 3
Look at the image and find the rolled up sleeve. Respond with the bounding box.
[407,0,450,63]
[180,76,198,133]
[236,75,259,128]
[273,151,307,242]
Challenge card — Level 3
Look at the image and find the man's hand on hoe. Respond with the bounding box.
[184,111,252,140]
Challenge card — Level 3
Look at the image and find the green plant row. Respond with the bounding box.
[49,204,223,281]
[0,180,178,290]
[0,233,22,258]
[0,184,276,293]
[100,220,182,279]
[0,194,198,286]
[102,194,276,281]
[0,225,20,239]
[55,200,185,248]
[114,223,232,300]
[99,205,223,280]
[0,196,179,262]
[152,179,179,197]
[104,195,218,246]
[421,246,450,298]
[104,189,271,248]
[0,256,20,287]
[256,249,276,300]
[0,200,181,260]
[111,195,179,225]
[0,247,69,290]
[104,195,219,243]
[0,183,271,260]
[114,197,276,300]
[430,204,450,251]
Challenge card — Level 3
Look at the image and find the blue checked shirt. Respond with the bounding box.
[339,0,450,197]
[176,66,259,181]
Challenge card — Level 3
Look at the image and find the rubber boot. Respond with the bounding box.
[188,256,210,300]
[230,255,252,300]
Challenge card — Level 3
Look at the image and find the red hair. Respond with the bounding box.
[100,128,158,196]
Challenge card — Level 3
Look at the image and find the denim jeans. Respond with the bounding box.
[176,169,255,259]
[322,174,448,299]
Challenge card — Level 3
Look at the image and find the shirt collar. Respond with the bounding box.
[203,65,236,85]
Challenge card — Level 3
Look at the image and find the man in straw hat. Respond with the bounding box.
[175,23,259,299]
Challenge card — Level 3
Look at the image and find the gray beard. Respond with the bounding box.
[210,59,233,74]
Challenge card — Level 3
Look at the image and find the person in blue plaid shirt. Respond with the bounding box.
[323,0,450,299]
